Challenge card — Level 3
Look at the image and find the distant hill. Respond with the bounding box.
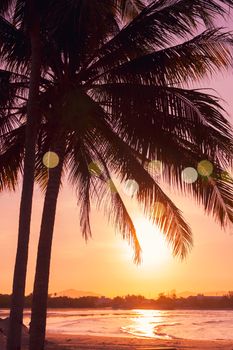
[51,289,102,298]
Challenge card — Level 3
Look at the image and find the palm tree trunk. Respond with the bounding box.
[7,2,41,350]
[29,144,65,350]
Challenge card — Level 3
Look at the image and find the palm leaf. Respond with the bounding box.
[87,143,142,263]
[0,15,30,71]
[95,29,233,86]
[116,0,146,20]
[67,100,193,258]
[91,83,233,163]
[108,181,142,263]
[206,176,233,227]
[66,140,93,240]
[59,87,192,259]
[0,0,12,15]
[83,0,233,80]
[0,125,25,191]
[88,82,233,232]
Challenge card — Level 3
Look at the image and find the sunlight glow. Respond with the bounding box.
[135,218,171,267]
[122,310,169,339]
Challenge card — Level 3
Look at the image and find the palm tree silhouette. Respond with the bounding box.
[0,1,42,349]
[1,1,233,349]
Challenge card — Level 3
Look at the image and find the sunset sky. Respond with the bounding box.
[2,28,233,298]
[1,69,232,298]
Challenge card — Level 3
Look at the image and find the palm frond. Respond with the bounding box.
[69,101,194,258]
[91,83,233,163]
[104,138,193,259]
[0,125,25,191]
[65,130,141,261]
[109,182,142,263]
[180,165,233,229]
[206,176,233,227]
[0,15,30,71]
[66,140,93,241]
[82,0,233,81]
[60,92,188,261]
[0,69,15,107]
[95,29,233,86]
[88,82,233,232]
[116,0,146,21]
[0,70,25,136]
[87,144,142,264]
[0,0,12,15]
[46,0,120,72]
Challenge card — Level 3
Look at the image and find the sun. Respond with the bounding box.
[134,217,171,268]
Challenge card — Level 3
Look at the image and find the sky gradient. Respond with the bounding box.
[1,43,233,299]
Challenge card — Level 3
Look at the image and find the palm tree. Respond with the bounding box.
[0,1,42,349]
[1,1,233,349]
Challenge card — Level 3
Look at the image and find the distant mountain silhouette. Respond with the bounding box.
[51,289,102,298]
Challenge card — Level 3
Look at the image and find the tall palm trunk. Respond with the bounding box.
[7,3,41,350]
[29,144,65,350]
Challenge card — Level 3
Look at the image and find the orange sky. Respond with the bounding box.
[1,71,233,299]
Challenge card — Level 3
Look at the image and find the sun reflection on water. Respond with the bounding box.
[121,309,171,339]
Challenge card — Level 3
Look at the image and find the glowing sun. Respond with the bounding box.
[134,217,171,267]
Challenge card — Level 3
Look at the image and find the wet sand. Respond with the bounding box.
[46,334,233,350]
[1,333,233,349]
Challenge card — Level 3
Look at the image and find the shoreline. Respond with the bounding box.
[1,333,233,349]
[46,334,233,350]
[2,307,233,311]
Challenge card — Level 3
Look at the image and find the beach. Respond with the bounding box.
[29,334,233,350]
[1,333,233,350]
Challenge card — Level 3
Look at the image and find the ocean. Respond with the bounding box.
[1,309,233,340]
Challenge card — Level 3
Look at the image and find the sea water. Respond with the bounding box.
[1,309,233,340]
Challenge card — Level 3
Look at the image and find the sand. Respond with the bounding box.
[1,333,233,349]
[45,334,233,350]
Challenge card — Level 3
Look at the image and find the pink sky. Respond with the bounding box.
[1,66,233,297]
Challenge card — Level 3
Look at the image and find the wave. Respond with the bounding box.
[2,308,233,341]
[45,311,140,319]
[157,322,182,327]
[193,320,225,325]
[203,320,225,324]
[120,322,182,340]
[154,325,181,340]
